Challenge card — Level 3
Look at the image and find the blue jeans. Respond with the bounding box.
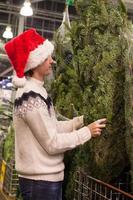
[19,177,63,200]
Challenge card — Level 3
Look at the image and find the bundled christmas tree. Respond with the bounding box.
[124,22,133,191]
[52,0,130,199]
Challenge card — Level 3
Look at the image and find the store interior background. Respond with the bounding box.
[0,1,133,199]
[0,0,132,77]
[0,0,76,102]
[0,0,132,99]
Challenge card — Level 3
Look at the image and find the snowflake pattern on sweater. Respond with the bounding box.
[14,91,52,118]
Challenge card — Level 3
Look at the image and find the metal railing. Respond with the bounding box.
[0,190,15,200]
[74,171,133,200]
[3,159,19,197]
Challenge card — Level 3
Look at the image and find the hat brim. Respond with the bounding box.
[25,39,54,72]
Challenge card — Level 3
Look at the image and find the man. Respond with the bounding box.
[5,29,106,200]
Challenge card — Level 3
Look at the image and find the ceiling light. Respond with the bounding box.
[20,0,33,16]
[2,26,13,39]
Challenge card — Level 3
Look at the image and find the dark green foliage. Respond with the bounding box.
[124,22,133,191]
[0,100,14,163]
[0,101,13,131]
[52,0,130,199]
[3,123,15,163]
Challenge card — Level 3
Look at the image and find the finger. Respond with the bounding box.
[92,131,101,137]
[96,118,107,124]
[95,131,101,135]
[96,124,106,128]
[95,128,102,132]
[93,132,100,137]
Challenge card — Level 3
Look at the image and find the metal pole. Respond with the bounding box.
[11,15,25,103]
[18,15,25,34]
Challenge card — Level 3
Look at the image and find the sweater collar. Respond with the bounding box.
[28,77,44,87]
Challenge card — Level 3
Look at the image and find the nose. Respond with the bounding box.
[52,60,56,64]
[51,57,56,64]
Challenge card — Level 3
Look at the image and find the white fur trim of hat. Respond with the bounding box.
[25,39,54,72]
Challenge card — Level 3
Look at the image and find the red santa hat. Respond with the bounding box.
[4,28,54,87]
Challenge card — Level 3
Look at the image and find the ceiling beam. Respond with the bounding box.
[31,0,65,3]
[32,0,44,2]
[0,3,77,20]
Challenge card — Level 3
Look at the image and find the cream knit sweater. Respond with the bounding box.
[13,77,91,181]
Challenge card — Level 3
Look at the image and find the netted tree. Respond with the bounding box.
[52,0,130,199]
[124,22,133,191]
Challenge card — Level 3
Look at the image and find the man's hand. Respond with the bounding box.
[88,118,107,138]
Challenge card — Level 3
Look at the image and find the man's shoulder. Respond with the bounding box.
[15,88,50,108]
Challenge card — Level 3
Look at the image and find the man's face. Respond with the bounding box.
[35,55,54,77]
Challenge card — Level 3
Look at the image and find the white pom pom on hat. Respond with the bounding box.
[4,28,54,88]
[12,73,26,88]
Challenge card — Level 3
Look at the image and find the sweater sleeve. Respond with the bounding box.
[56,116,84,133]
[23,103,91,155]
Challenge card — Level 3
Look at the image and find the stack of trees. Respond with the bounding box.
[52,0,132,199]
[125,21,133,191]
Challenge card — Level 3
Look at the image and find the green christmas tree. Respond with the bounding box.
[52,0,130,199]
[124,22,133,191]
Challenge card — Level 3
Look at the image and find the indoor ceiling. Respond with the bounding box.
[0,0,75,77]
[0,0,132,78]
